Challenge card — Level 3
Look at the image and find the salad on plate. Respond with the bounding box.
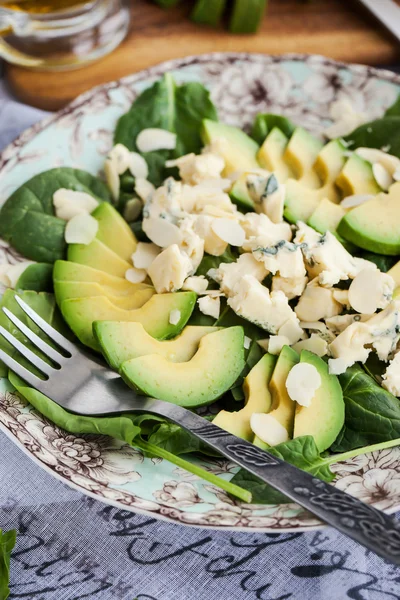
[1,72,400,504]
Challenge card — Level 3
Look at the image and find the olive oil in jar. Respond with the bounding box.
[0,0,93,13]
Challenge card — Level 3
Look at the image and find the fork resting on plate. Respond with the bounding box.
[1,295,400,563]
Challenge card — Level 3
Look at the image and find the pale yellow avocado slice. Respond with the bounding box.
[268,345,299,436]
[284,128,323,189]
[336,154,381,197]
[293,350,344,452]
[94,321,219,370]
[92,202,137,261]
[53,260,146,294]
[120,327,246,408]
[338,182,400,254]
[54,281,155,310]
[67,238,131,278]
[201,119,259,176]
[60,292,196,350]
[308,197,347,235]
[212,353,277,441]
[257,127,294,183]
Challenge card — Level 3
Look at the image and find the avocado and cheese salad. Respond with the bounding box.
[2,73,400,504]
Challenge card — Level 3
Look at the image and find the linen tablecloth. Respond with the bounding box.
[0,78,399,600]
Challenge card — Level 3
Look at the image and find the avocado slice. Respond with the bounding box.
[94,321,218,370]
[337,183,400,254]
[293,350,344,452]
[308,197,346,234]
[336,154,381,197]
[268,345,299,436]
[314,139,347,184]
[257,127,294,183]
[92,202,137,261]
[54,281,154,309]
[201,119,259,175]
[121,327,246,408]
[212,353,277,440]
[284,128,323,189]
[60,292,196,350]
[53,261,145,294]
[229,175,255,211]
[68,238,131,277]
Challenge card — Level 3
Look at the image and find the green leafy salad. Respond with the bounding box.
[2,73,400,504]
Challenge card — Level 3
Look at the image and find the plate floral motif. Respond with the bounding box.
[0,53,400,531]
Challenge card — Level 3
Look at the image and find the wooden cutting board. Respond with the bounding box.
[5,0,400,111]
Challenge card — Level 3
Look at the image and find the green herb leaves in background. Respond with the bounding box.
[344,117,400,159]
[152,0,268,33]
[0,168,111,263]
[0,529,16,600]
[115,73,217,187]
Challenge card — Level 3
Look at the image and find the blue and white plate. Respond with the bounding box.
[1,53,400,531]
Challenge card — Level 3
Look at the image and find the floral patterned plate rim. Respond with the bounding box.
[1,52,400,532]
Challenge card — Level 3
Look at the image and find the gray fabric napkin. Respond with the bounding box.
[0,83,399,600]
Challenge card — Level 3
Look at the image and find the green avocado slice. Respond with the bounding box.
[53,260,144,293]
[337,182,400,255]
[67,238,131,277]
[92,202,137,261]
[94,321,219,370]
[120,327,246,408]
[293,350,344,452]
[268,345,299,436]
[201,119,259,175]
[212,353,276,441]
[60,292,196,350]
[54,280,154,309]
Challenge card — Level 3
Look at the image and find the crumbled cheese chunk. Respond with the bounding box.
[300,230,365,287]
[191,214,228,256]
[292,334,328,357]
[240,212,292,244]
[217,253,268,297]
[182,275,209,295]
[132,242,160,270]
[328,300,400,373]
[382,352,400,396]
[169,309,181,326]
[228,275,299,334]
[278,317,304,345]
[53,189,99,221]
[247,240,306,280]
[178,216,204,271]
[147,244,192,293]
[166,151,225,185]
[272,274,308,300]
[332,289,351,309]
[300,321,336,343]
[295,279,342,322]
[268,335,290,355]
[198,295,221,319]
[143,178,185,221]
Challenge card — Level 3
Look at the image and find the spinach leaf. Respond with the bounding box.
[251,113,296,145]
[330,365,400,452]
[231,436,335,504]
[355,251,398,273]
[148,421,219,457]
[15,263,54,292]
[344,117,400,157]
[385,95,400,117]
[0,529,16,600]
[115,74,218,186]
[196,247,238,277]
[0,168,111,263]
[363,352,386,384]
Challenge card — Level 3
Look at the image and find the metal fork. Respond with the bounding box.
[1,296,400,563]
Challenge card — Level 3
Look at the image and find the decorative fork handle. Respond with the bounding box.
[151,400,400,564]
